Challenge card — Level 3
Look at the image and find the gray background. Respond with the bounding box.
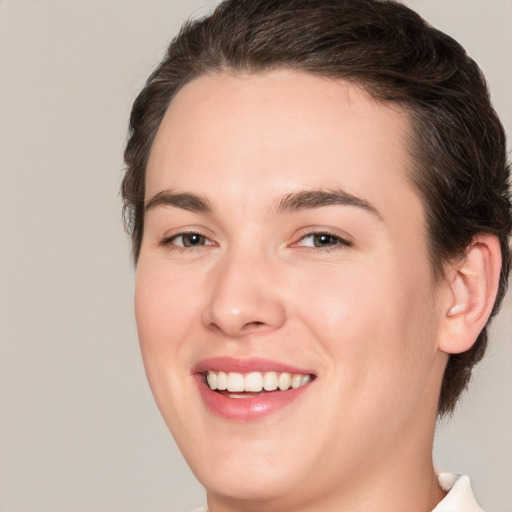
[0,0,510,511]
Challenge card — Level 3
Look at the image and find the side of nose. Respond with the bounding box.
[201,250,286,338]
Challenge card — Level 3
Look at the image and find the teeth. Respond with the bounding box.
[300,375,310,386]
[205,370,312,392]
[263,371,278,391]
[226,372,244,392]
[206,372,217,390]
[278,372,292,391]
[291,374,302,389]
[217,371,227,390]
[245,372,263,392]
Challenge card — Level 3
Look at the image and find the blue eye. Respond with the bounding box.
[297,232,351,249]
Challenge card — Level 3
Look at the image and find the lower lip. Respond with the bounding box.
[195,375,313,421]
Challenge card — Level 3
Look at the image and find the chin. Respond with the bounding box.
[194,460,304,503]
[178,428,311,503]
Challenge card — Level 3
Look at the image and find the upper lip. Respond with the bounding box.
[191,357,315,375]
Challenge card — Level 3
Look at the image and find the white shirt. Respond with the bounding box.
[190,473,484,512]
[433,473,485,512]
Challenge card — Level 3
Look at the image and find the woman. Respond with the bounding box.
[122,1,511,510]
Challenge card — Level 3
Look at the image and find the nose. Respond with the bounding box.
[201,249,286,338]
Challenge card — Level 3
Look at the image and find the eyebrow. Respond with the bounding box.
[145,187,382,220]
[276,189,382,219]
[145,190,213,213]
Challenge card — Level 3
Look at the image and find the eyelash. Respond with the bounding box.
[160,232,216,251]
[292,231,352,251]
[159,230,352,252]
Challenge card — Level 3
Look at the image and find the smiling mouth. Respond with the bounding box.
[204,370,314,397]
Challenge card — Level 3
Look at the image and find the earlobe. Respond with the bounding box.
[439,235,502,355]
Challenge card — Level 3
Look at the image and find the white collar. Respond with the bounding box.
[432,473,485,512]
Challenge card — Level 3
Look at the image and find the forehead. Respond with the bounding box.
[146,69,422,224]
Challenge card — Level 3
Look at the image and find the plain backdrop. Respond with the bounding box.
[0,1,511,511]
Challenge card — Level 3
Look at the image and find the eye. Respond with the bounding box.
[294,232,351,249]
[162,232,215,249]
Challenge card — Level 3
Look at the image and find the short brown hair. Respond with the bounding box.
[122,0,511,415]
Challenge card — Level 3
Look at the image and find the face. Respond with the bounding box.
[136,70,448,509]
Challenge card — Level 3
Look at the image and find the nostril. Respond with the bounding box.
[241,321,266,331]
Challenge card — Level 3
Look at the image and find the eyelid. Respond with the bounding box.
[157,226,352,251]
[159,228,217,250]
[290,227,353,249]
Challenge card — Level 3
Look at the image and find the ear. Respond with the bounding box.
[438,234,502,355]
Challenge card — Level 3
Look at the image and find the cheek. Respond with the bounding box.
[293,263,440,448]
[291,257,438,384]
[135,261,199,344]
[134,262,205,430]
[290,263,388,350]
[134,261,204,400]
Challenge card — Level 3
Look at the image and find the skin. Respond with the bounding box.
[135,70,452,511]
